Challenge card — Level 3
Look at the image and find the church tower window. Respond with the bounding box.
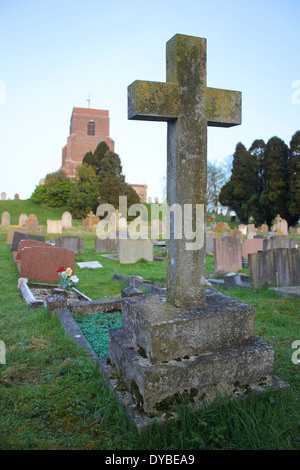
[87,121,95,136]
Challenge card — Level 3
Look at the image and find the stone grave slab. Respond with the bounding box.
[77,261,103,269]
[18,214,28,227]
[242,238,264,260]
[26,214,39,232]
[7,227,27,245]
[249,248,300,290]
[118,239,153,264]
[55,236,84,253]
[15,239,54,266]
[47,220,62,234]
[272,215,288,236]
[20,246,75,283]
[61,211,72,230]
[11,231,45,252]
[214,236,242,272]
[95,237,118,253]
[1,211,10,228]
[263,235,296,251]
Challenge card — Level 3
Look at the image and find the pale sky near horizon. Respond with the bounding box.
[0,0,299,202]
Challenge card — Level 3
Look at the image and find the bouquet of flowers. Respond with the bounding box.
[56,266,79,290]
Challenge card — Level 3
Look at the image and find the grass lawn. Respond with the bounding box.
[0,204,299,450]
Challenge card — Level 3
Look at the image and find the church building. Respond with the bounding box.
[59,106,147,202]
[60,107,115,177]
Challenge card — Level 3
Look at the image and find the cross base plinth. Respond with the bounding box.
[107,290,289,417]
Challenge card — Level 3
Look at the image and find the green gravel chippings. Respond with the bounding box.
[74,311,122,358]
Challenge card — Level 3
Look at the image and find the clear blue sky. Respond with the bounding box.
[0,0,299,202]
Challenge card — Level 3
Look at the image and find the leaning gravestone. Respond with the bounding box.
[1,211,10,228]
[105,34,286,419]
[1,192,6,200]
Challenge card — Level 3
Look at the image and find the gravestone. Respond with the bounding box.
[242,238,264,260]
[47,220,62,234]
[18,213,28,227]
[84,211,100,228]
[263,235,295,251]
[26,214,39,232]
[7,227,27,245]
[15,239,54,268]
[246,224,256,239]
[11,231,45,252]
[272,215,288,236]
[214,221,230,232]
[1,211,10,228]
[261,224,268,233]
[61,211,73,230]
[107,33,286,418]
[214,236,242,272]
[118,239,153,264]
[14,194,19,200]
[148,197,152,204]
[249,248,300,290]
[238,224,247,236]
[95,238,118,253]
[20,246,75,283]
[55,236,84,254]
[206,235,217,254]
[1,192,6,200]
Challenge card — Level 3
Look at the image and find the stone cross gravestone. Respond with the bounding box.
[107,34,288,419]
[128,33,241,307]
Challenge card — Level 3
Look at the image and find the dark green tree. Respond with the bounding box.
[94,141,110,172]
[288,131,300,225]
[98,151,139,209]
[66,190,93,219]
[260,136,290,225]
[219,142,258,223]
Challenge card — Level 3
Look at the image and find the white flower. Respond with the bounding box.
[61,271,67,279]
[71,275,79,284]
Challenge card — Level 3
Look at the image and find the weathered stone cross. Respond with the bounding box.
[128,34,241,308]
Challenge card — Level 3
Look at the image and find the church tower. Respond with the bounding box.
[61,107,115,177]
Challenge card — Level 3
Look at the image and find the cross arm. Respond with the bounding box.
[206,87,242,127]
[128,80,179,121]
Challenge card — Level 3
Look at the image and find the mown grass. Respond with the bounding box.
[0,206,299,450]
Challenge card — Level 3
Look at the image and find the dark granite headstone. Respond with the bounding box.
[11,231,45,252]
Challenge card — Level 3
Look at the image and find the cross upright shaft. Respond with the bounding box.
[128,34,241,308]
